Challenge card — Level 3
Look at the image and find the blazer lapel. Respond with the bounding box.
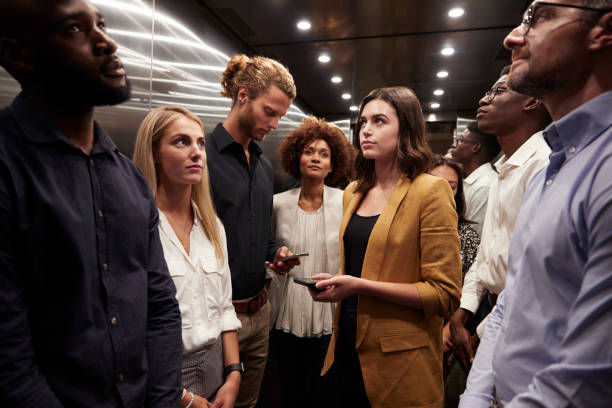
[338,188,363,276]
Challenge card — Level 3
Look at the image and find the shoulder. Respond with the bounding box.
[412,173,451,195]
[274,188,299,203]
[324,185,344,200]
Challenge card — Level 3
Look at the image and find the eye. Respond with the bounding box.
[374,117,385,124]
[303,148,314,155]
[320,151,329,158]
[67,23,81,33]
[358,119,367,128]
[198,139,206,148]
[97,21,107,31]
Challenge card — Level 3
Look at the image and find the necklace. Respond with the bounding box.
[167,211,193,252]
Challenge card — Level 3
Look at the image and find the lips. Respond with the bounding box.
[187,165,202,171]
[101,58,125,77]
[476,108,487,119]
[307,165,321,170]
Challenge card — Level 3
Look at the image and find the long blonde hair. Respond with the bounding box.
[133,105,224,264]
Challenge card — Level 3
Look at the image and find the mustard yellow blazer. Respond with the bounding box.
[322,174,461,408]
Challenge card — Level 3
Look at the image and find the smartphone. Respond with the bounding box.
[276,252,309,262]
[294,277,324,291]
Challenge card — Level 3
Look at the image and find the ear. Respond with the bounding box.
[588,11,612,51]
[524,97,543,112]
[237,86,250,105]
[0,37,34,75]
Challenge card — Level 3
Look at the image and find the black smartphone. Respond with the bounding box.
[277,252,309,262]
[293,277,323,291]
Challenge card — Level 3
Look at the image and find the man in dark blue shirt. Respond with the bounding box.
[0,1,182,407]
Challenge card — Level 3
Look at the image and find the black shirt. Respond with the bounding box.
[0,94,182,407]
[339,212,379,348]
[206,124,281,300]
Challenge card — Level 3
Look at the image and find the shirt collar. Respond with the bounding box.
[211,123,263,157]
[495,131,544,171]
[465,163,494,184]
[9,92,118,154]
[543,89,612,156]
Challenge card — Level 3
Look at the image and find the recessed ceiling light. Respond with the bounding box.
[331,76,342,84]
[441,47,455,56]
[437,70,449,78]
[318,53,330,63]
[350,105,359,112]
[342,93,351,100]
[430,102,441,109]
[297,20,311,30]
[448,7,465,18]
[434,89,445,96]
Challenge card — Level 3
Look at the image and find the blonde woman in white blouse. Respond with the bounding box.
[270,116,354,408]
[134,106,242,408]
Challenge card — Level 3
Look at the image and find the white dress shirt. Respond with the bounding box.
[463,163,498,237]
[158,204,241,354]
[460,132,550,336]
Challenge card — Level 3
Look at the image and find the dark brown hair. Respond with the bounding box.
[430,155,471,224]
[353,87,432,193]
[278,116,355,187]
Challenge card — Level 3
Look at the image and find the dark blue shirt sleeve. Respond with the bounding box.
[144,200,183,407]
[0,162,63,408]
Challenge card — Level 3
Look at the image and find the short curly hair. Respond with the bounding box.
[278,116,355,187]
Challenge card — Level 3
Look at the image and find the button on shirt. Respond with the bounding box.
[158,205,241,353]
[460,132,550,319]
[0,94,182,407]
[463,162,498,237]
[460,90,612,407]
[206,124,281,300]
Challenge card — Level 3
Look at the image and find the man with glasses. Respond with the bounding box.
[450,121,499,237]
[449,67,551,403]
[461,1,612,406]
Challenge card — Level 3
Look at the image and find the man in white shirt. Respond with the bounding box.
[451,121,500,236]
[448,69,551,371]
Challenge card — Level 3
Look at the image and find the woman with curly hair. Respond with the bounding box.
[310,87,461,408]
[269,115,354,408]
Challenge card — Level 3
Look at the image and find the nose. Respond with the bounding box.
[503,25,525,51]
[93,26,118,56]
[361,121,372,136]
[479,94,490,106]
[269,116,280,130]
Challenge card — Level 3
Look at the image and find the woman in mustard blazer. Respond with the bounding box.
[310,87,461,408]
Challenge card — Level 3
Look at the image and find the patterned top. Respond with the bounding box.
[458,222,480,283]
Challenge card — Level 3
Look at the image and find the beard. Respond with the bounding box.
[238,103,260,140]
[31,55,131,109]
[508,53,572,98]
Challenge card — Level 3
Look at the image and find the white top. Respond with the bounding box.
[269,186,343,338]
[158,204,241,354]
[274,206,333,337]
[463,163,498,237]
[460,132,550,335]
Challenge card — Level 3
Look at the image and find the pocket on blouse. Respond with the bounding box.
[201,256,223,321]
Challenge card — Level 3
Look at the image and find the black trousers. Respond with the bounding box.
[271,329,338,408]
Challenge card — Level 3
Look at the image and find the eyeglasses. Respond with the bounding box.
[453,137,479,145]
[520,1,612,35]
[483,86,508,102]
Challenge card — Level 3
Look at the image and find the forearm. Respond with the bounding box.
[221,331,240,366]
[357,279,423,309]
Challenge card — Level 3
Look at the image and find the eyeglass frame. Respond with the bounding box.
[452,136,479,145]
[520,1,612,35]
[483,85,509,103]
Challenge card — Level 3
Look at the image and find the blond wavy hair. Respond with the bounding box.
[220,54,296,104]
[133,106,224,263]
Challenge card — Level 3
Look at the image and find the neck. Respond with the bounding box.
[300,177,325,200]
[156,180,193,216]
[223,107,251,151]
[464,159,481,176]
[25,91,95,154]
[542,71,611,122]
[374,159,401,190]
[496,124,538,158]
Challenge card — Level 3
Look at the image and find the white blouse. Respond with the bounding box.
[158,204,241,354]
[274,206,333,337]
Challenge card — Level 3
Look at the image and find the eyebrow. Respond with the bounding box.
[54,10,103,26]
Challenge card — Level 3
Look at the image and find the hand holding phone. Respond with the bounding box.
[277,252,309,262]
[293,277,324,292]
